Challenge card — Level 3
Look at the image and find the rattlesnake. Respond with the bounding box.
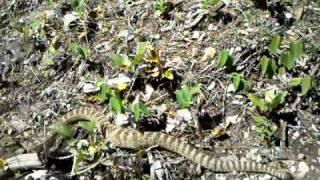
[41,106,292,179]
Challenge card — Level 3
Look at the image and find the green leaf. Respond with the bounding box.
[131,102,150,122]
[108,54,132,68]
[278,66,286,75]
[267,90,287,109]
[71,0,85,8]
[133,42,148,65]
[94,83,111,103]
[301,75,312,96]
[53,123,75,138]
[176,89,193,108]
[162,69,174,80]
[248,93,267,112]
[280,51,295,70]
[289,78,302,87]
[271,59,278,74]
[269,35,281,55]
[289,39,304,61]
[253,116,277,141]
[78,47,89,60]
[176,84,200,108]
[218,50,232,68]
[78,121,96,134]
[230,73,241,91]
[254,116,267,127]
[109,95,123,113]
[0,158,5,170]
[260,56,270,75]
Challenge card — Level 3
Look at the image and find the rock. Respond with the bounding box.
[83,83,98,93]
[177,109,192,123]
[114,113,129,126]
[292,161,309,178]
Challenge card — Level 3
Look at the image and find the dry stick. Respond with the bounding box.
[280,119,287,148]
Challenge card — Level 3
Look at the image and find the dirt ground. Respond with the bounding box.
[0,0,319,179]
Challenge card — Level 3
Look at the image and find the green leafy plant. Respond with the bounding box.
[155,0,168,15]
[78,121,96,134]
[133,42,148,65]
[280,39,304,70]
[68,43,90,60]
[248,89,287,112]
[202,0,220,9]
[131,102,150,122]
[218,49,233,68]
[289,75,314,96]
[53,122,75,138]
[109,95,123,113]
[94,82,111,103]
[176,84,201,108]
[269,34,281,55]
[260,56,277,76]
[254,116,277,142]
[229,73,251,92]
[71,0,85,9]
[108,54,132,70]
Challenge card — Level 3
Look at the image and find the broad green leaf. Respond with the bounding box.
[218,49,232,68]
[176,85,200,108]
[162,70,174,80]
[242,79,252,91]
[280,51,295,70]
[78,121,96,134]
[94,83,111,102]
[278,67,286,75]
[254,116,267,127]
[53,123,75,138]
[230,73,241,91]
[301,75,312,95]
[269,35,281,54]
[289,78,302,87]
[271,59,278,74]
[265,89,276,103]
[109,96,123,113]
[131,102,150,122]
[248,93,267,112]
[176,88,193,108]
[289,39,304,61]
[133,104,141,122]
[267,90,287,109]
[108,54,132,68]
[260,56,269,75]
[133,42,148,65]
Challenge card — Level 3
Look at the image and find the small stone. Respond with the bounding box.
[293,161,310,178]
[177,109,192,123]
[201,47,216,61]
[208,24,215,31]
[192,31,201,39]
[83,83,98,93]
[114,113,129,126]
[298,153,305,160]
[226,114,240,125]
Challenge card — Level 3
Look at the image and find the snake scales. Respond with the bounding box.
[41,106,292,179]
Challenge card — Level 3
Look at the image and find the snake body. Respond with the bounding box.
[49,107,291,179]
